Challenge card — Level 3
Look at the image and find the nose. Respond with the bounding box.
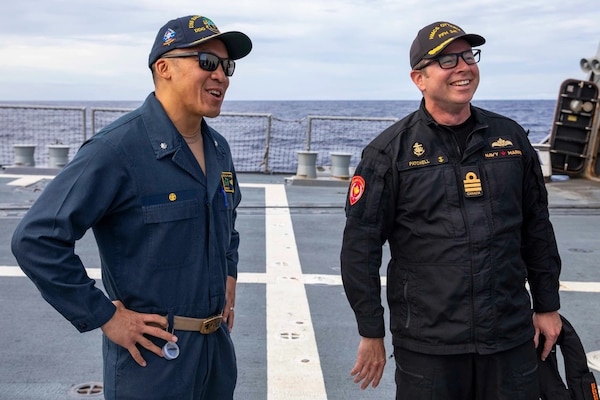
[456,54,468,67]
[454,56,472,71]
[211,64,228,81]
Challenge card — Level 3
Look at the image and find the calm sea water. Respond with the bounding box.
[1,99,556,143]
[0,99,557,171]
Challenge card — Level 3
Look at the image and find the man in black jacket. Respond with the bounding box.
[341,21,563,399]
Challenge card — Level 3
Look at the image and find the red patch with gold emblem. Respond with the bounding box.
[349,175,366,206]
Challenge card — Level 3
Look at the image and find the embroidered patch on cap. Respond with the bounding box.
[349,176,366,206]
[162,28,177,47]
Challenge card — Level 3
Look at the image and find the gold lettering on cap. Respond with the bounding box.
[189,15,200,28]
[429,26,440,39]
[427,23,464,56]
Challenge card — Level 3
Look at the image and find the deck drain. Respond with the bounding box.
[68,382,104,398]
[280,332,301,340]
[568,248,593,253]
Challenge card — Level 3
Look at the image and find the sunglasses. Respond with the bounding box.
[416,49,481,70]
[161,51,236,76]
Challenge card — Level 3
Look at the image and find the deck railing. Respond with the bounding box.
[0,105,398,173]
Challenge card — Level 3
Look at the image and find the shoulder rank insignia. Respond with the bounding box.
[463,171,483,197]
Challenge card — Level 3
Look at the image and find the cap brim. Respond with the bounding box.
[185,31,252,60]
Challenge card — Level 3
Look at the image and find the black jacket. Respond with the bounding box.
[341,101,561,355]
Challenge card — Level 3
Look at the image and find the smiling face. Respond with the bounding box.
[410,39,480,123]
[154,38,230,120]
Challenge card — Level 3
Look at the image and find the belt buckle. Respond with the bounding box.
[200,315,222,334]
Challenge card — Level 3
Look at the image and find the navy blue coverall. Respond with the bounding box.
[11,93,241,399]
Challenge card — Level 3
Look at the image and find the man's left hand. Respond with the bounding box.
[533,311,562,361]
[223,276,236,331]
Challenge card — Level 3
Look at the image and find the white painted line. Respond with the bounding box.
[559,281,600,293]
[7,176,48,186]
[3,266,600,294]
[0,266,26,277]
[0,266,101,279]
[587,350,600,372]
[239,183,267,189]
[1,174,55,179]
[264,184,327,399]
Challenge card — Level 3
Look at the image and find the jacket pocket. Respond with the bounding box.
[141,199,202,270]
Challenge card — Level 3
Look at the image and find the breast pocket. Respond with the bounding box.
[397,164,467,238]
[482,157,524,225]
[142,199,202,270]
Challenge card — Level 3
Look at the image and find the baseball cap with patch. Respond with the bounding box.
[409,21,485,69]
[148,15,252,68]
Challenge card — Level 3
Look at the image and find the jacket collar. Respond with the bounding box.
[141,93,180,159]
[140,93,229,192]
[417,98,490,157]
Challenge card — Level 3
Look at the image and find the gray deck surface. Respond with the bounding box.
[1,169,600,399]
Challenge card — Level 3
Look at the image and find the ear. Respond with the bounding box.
[153,59,172,79]
[410,69,426,91]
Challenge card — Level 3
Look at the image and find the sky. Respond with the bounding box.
[0,0,599,102]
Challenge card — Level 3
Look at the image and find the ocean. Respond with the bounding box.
[1,99,556,140]
[0,99,557,172]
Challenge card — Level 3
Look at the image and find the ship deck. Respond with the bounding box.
[1,169,600,399]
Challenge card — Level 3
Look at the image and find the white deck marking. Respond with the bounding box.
[2,266,600,293]
[263,183,327,399]
[5,179,600,398]
[559,281,600,293]
[0,266,102,279]
[6,175,51,186]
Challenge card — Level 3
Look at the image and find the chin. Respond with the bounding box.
[204,107,222,119]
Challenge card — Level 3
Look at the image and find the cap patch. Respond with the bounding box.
[190,16,220,35]
[162,28,177,47]
[349,175,366,206]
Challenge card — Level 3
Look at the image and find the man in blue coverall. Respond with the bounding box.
[11,15,252,400]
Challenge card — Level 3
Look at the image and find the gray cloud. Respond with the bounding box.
[0,0,598,101]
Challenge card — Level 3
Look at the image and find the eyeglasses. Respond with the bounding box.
[416,49,481,70]
[161,52,236,76]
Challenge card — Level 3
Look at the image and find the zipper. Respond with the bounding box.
[403,278,411,329]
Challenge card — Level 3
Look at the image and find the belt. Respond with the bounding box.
[149,314,223,334]
[173,315,223,334]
